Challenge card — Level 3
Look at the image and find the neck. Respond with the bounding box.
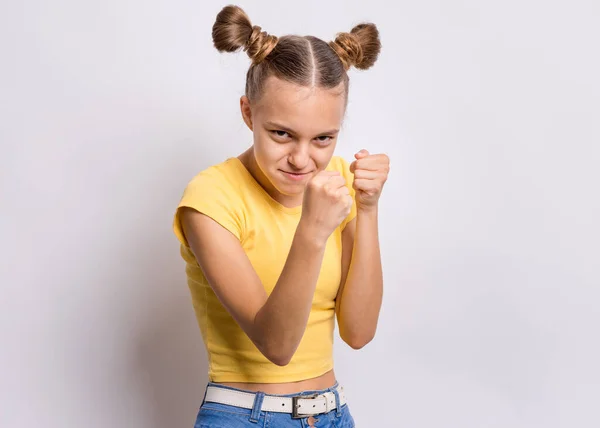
[238,148,303,208]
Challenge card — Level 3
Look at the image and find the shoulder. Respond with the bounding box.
[327,155,357,230]
[174,157,248,245]
[326,155,355,184]
[185,157,245,191]
[326,155,352,173]
[179,157,254,209]
[326,156,350,172]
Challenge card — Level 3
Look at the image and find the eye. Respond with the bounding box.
[315,136,333,145]
[271,130,290,139]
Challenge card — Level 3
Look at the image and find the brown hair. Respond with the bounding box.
[212,5,381,104]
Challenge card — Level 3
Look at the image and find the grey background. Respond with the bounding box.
[1,0,598,427]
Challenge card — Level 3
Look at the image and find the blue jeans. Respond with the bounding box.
[194,382,356,427]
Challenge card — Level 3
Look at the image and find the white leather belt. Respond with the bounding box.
[204,384,347,418]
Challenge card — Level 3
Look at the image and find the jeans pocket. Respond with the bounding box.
[337,404,356,428]
[195,402,264,428]
[200,402,252,416]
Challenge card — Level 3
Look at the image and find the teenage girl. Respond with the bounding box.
[173,5,390,427]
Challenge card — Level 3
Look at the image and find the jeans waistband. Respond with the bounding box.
[205,380,341,397]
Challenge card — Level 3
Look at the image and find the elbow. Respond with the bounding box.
[252,319,296,366]
[342,331,375,350]
[346,337,372,350]
[262,345,295,367]
[269,354,293,367]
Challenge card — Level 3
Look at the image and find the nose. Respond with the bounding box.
[287,142,310,170]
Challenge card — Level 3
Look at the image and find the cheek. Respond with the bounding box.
[253,141,282,179]
[255,137,286,163]
[315,145,337,169]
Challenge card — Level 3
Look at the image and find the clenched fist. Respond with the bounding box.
[300,170,353,243]
[350,149,390,210]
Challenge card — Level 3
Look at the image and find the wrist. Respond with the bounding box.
[296,219,328,250]
[357,204,379,216]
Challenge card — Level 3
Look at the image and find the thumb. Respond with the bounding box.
[354,149,369,160]
[349,160,356,173]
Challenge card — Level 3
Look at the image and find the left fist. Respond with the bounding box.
[349,149,390,210]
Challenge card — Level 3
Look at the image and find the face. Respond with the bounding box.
[241,76,346,205]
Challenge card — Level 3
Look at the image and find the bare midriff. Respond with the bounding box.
[217,369,337,394]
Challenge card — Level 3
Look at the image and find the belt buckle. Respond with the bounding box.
[291,393,319,419]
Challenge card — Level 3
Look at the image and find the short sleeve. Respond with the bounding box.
[173,172,244,247]
[335,157,357,231]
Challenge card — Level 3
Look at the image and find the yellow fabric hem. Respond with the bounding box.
[207,363,334,384]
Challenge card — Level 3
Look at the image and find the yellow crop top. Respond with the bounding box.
[172,155,356,383]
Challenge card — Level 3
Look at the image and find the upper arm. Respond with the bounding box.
[180,207,268,348]
[334,155,358,312]
[335,217,356,315]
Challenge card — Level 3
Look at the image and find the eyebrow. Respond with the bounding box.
[265,121,339,136]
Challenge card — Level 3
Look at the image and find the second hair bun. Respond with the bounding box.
[329,23,381,70]
[212,5,278,63]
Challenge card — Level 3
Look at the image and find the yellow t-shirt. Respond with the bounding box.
[173,155,356,383]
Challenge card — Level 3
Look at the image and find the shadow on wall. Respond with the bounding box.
[133,287,209,428]
[54,174,210,428]
[127,145,221,428]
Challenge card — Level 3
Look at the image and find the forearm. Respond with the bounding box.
[254,220,326,364]
[338,207,383,347]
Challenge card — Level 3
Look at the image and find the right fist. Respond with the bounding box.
[300,170,353,243]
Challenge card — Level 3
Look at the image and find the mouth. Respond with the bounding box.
[279,170,312,181]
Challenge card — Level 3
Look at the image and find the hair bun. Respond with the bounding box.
[245,25,278,63]
[329,23,381,70]
[212,5,277,64]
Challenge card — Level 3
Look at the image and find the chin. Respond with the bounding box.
[275,181,304,196]
[270,178,302,196]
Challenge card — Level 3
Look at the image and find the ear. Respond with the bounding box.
[240,96,253,131]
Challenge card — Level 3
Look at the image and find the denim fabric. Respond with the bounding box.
[194,382,356,428]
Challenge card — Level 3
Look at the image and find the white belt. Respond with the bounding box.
[204,384,347,418]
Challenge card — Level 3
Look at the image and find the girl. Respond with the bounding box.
[173,5,389,427]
